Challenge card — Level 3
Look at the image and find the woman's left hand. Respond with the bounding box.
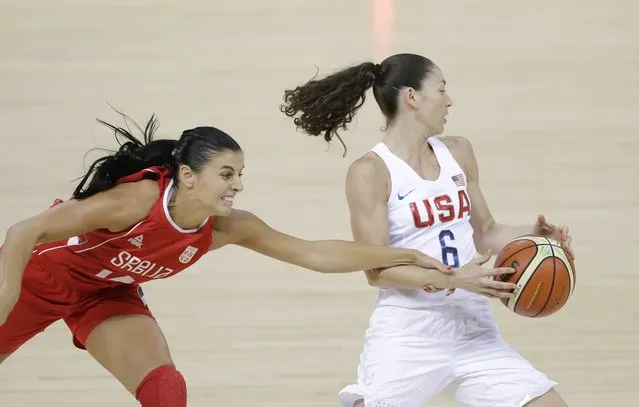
[533,214,575,260]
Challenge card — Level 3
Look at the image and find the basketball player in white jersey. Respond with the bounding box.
[281,53,574,407]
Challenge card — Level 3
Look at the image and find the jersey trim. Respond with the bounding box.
[162,179,210,234]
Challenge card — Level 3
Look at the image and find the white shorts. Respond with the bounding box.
[338,298,557,407]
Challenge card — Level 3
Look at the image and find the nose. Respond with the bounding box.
[232,177,244,193]
[446,93,453,107]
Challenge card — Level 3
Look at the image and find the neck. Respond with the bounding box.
[167,185,210,230]
[382,119,435,162]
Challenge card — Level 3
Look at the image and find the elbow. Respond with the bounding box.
[364,269,384,287]
[474,221,496,254]
[473,233,489,255]
[6,219,43,245]
[7,220,31,237]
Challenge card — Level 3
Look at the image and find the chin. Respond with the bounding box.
[426,123,445,136]
[215,204,233,217]
[204,201,231,217]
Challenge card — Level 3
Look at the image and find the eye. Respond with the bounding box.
[220,172,233,180]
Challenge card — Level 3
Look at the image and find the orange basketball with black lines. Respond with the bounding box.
[494,236,576,318]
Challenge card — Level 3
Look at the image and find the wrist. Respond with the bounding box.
[424,264,452,289]
[445,272,457,289]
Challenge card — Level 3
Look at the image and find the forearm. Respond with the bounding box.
[366,264,449,289]
[479,222,534,254]
[306,240,419,274]
[1,222,40,288]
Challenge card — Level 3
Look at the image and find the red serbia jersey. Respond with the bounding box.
[34,166,214,289]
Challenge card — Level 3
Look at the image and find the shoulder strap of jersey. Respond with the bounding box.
[370,142,423,199]
[427,137,465,176]
[370,142,422,177]
[370,142,394,163]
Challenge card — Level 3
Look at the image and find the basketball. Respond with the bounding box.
[494,235,576,318]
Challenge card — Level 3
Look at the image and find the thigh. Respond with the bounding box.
[85,314,173,394]
[64,284,153,349]
[66,284,172,394]
[342,343,452,407]
[452,333,557,407]
[339,308,455,407]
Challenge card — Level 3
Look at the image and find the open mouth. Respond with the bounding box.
[221,196,234,206]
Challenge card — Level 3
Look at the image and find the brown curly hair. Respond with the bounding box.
[280,53,436,156]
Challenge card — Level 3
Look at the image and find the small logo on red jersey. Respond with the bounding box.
[128,235,144,248]
[179,245,199,264]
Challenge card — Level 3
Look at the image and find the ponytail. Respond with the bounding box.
[73,114,175,200]
[282,54,438,157]
[280,62,379,156]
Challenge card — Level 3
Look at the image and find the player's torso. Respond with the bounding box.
[371,138,482,307]
[34,167,213,288]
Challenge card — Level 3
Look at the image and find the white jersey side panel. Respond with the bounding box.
[370,137,487,308]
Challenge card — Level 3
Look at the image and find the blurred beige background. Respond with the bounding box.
[1,0,637,406]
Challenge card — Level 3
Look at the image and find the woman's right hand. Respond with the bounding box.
[424,251,517,299]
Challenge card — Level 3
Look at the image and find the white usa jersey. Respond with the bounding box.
[371,137,486,308]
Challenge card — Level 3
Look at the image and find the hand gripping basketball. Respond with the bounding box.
[534,214,575,260]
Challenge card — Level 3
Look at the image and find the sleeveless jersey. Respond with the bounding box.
[370,137,484,308]
[34,166,214,290]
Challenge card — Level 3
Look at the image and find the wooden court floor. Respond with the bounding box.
[1,1,637,405]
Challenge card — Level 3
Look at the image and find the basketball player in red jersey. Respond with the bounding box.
[281,54,574,407]
[0,115,516,407]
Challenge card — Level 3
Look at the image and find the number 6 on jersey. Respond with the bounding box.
[439,229,459,268]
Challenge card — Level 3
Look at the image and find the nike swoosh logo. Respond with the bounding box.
[398,188,416,200]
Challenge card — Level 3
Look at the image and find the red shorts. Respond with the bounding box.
[0,258,154,354]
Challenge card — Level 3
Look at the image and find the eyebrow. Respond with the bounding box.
[219,165,245,171]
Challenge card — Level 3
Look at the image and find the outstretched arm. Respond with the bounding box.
[207,154,515,297]
[211,209,444,274]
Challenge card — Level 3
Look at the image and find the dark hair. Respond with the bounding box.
[73,112,242,200]
[280,53,436,156]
